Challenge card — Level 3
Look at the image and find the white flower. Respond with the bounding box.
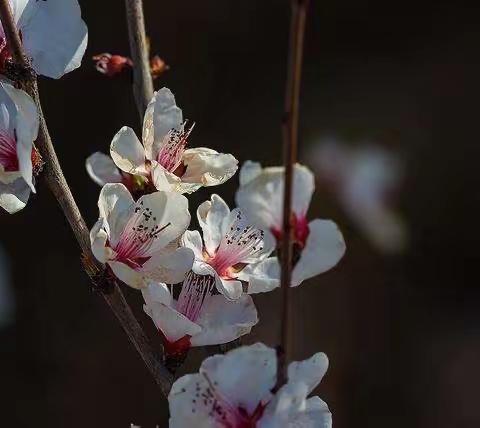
[235,161,346,287]
[0,0,88,79]
[87,87,238,194]
[181,194,279,300]
[90,183,194,289]
[169,343,332,428]
[142,274,257,357]
[310,139,407,253]
[0,81,38,213]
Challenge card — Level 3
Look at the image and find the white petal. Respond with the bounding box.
[191,294,258,346]
[97,183,134,246]
[110,126,147,175]
[134,191,191,253]
[142,247,194,284]
[237,257,280,294]
[168,373,222,428]
[89,218,115,264]
[200,343,277,414]
[107,260,147,289]
[291,219,346,287]
[0,177,30,213]
[150,162,182,192]
[239,160,262,186]
[141,282,173,306]
[288,352,329,395]
[181,230,205,260]
[1,82,38,192]
[235,163,315,230]
[291,164,315,217]
[235,164,284,230]
[215,276,243,301]
[189,260,243,299]
[197,194,231,256]
[10,0,31,25]
[181,147,238,187]
[20,0,88,79]
[260,383,332,428]
[85,152,122,186]
[143,87,183,160]
[143,300,201,343]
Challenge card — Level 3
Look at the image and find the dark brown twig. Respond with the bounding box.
[0,0,173,396]
[278,0,310,387]
[124,0,154,118]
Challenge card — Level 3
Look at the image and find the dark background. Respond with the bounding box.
[1,0,479,426]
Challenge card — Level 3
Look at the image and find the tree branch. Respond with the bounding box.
[278,0,310,386]
[125,0,154,118]
[0,0,173,396]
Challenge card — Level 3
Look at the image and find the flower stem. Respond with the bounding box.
[0,0,173,396]
[124,0,154,118]
[278,0,310,387]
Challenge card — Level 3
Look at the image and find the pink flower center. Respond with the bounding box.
[177,272,215,323]
[0,129,18,172]
[156,121,194,175]
[207,211,265,278]
[193,377,266,428]
[271,213,310,249]
[112,201,170,269]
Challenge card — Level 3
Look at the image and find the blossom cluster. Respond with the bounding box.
[0,2,347,426]
[85,88,345,427]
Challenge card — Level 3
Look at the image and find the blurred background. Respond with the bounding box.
[1,0,479,426]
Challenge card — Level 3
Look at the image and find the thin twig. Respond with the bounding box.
[0,0,173,395]
[278,0,310,387]
[125,0,154,118]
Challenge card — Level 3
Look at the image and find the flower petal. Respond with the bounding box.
[97,183,134,246]
[190,260,243,300]
[1,82,38,192]
[142,247,194,285]
[107,260,147,289]
[260,383,332,428]
[142,283,201,343]
[141,282,173,306]
[235,162,315,229]
[197,194,231,256]
[20,0,88,78]
[145,301,201,343]
[150,162,183,192]
[190,294,258,346]
[288,352,329,395]
[181,230,204,260]
[199,343,276,414]
[216,277,243,301]
[143,87,183,160]
[110,126,147,175]
[237,257,280,294]
[291,219,346,287]
[0,177,30,214]
[181,147,238,188]
[89,218,115,263]
[85,152,122,186]
[239,160,262,186]
[169,373,224,428]
[134,191,191,253]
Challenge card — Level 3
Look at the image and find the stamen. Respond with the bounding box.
[113,202,171,267]
[208,211,265,277]
[177,272,215,322]
[156,121,195,173]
